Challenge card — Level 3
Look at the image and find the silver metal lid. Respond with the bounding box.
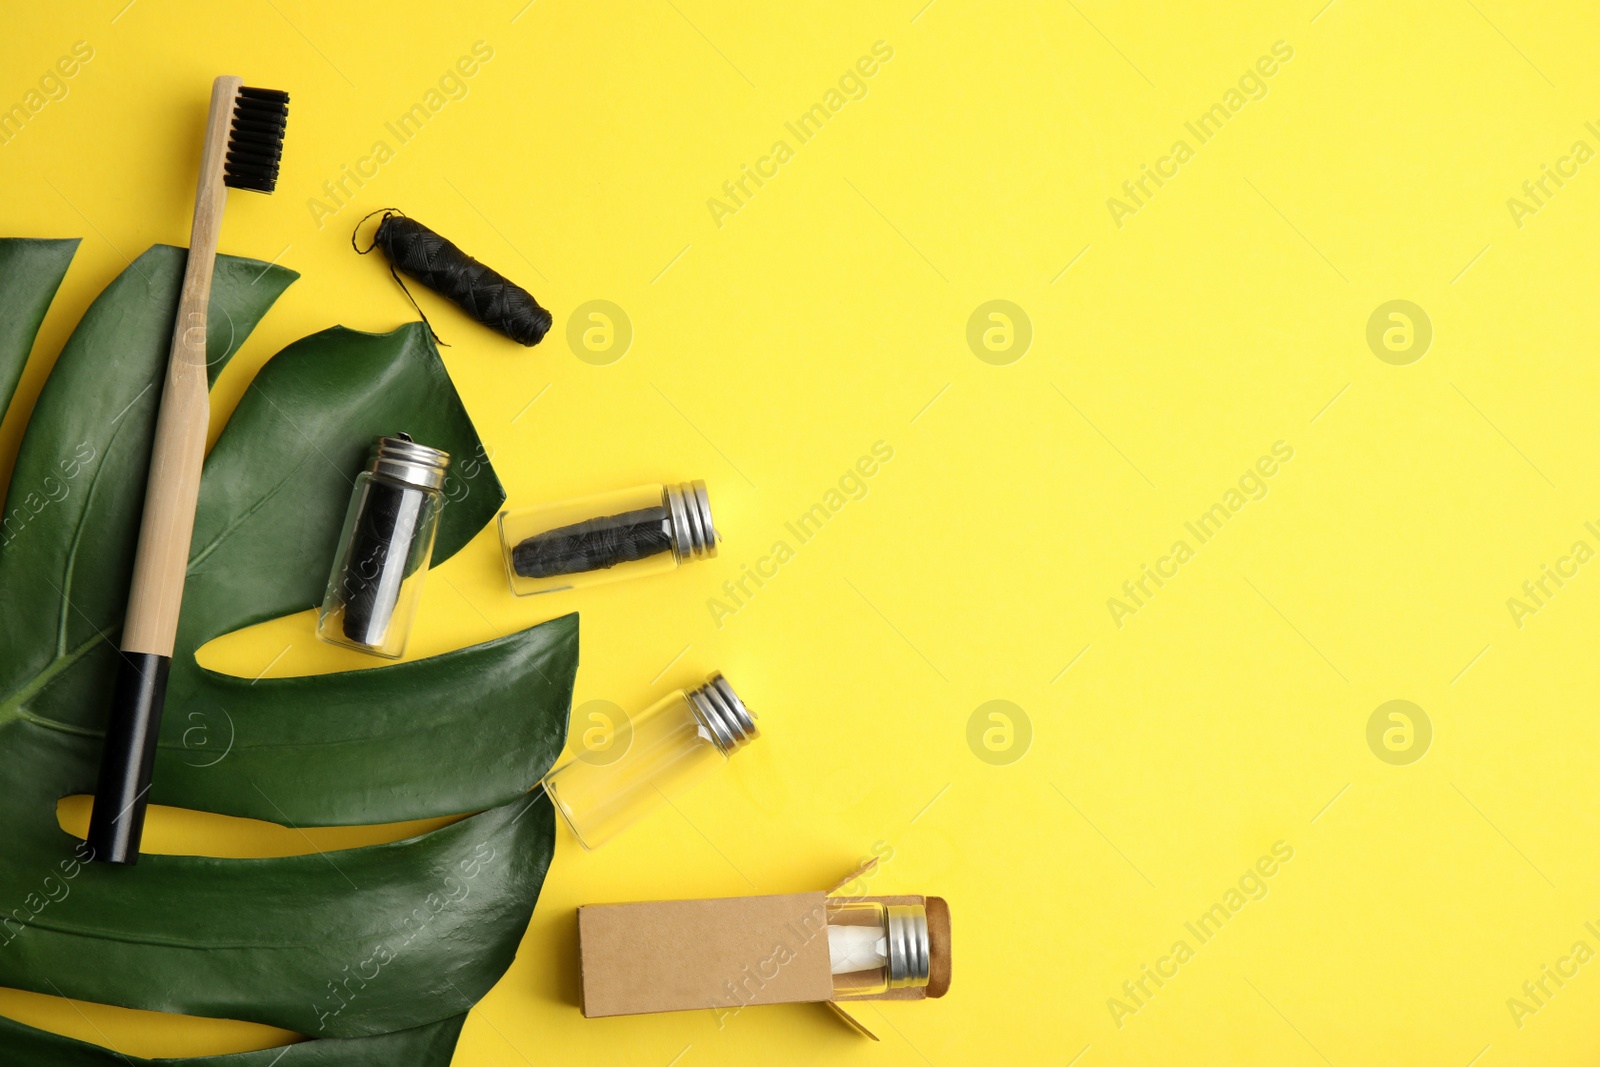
[368,433,451,491]
[664,480,718,563]
[687,671,757,755]
[885,904,931,989]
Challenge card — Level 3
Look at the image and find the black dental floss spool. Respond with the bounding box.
[511,506,675,580]
[354,209,553,347]
[340,467,419,645]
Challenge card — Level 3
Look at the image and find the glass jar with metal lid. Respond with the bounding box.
[498,479,718,597]
[317,433,450,659]
[542,672,757,849]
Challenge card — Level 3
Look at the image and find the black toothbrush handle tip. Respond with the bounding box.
[86,652,172,865]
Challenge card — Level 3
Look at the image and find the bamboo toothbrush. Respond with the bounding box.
[87,77,289,866]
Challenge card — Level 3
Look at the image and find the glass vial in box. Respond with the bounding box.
[826,901,932,998]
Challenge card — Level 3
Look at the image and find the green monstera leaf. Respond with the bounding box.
[0,241,577,1064]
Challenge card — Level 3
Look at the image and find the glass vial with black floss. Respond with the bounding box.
[318,433,450,659]
[499,480,718,596]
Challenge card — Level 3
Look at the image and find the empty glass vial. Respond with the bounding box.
[499,480,718,596]
[542,672,756,849]
[317,434,450,659]
[826,901,932,998]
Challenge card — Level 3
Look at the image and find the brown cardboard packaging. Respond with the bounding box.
[577,858,950,1038]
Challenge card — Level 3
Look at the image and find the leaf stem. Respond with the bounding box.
[0,632,107,734]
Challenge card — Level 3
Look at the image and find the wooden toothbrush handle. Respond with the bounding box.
[121,75,239,657]
[89,76,242,865]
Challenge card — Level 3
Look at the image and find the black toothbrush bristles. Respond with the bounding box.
[223,86,288,193]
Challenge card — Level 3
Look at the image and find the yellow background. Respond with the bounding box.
[3,0,1600,1063]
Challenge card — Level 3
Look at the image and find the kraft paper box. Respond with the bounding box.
[576,859,951,1038]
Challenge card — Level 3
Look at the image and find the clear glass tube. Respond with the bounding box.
[498,480,717,596]
[542,673,755,849]
[826,902,931,998]
[317,435,448,659]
